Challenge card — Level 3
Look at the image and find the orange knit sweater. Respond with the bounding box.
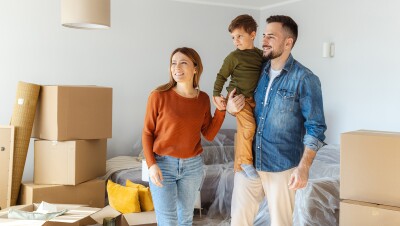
[142,89,226,167]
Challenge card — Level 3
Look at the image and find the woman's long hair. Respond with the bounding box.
[155,47,203,92]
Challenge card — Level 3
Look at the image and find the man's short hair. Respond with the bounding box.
[228,14,258,34]
[267,15,298,47]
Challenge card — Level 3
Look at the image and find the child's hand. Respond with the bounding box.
[213,95,226,111]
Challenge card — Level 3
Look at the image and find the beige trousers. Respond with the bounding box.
[231,168,296,226]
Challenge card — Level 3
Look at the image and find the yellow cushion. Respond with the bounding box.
[126,180,154,211]
[107,180,141,213]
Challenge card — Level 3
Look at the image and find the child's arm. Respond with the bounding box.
[213,54,236,97]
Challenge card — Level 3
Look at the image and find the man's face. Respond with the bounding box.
[262,22,287,59]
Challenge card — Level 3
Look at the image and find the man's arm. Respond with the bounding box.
[288,73,327,190]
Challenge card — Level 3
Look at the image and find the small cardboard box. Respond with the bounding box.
[34,139,107,185]
[91,205,157,226]
[19,179,105,208]
[340,200,400,226]
[32,85,112,141]
[340,130,400,207]
[0,203,100,226]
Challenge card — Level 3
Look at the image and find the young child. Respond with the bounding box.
[213,14,264,178]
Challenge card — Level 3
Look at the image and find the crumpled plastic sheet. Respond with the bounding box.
[202,144,340,226]
[128,130,340,226]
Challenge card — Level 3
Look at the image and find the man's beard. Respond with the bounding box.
[263,49,283,60]
[263,44,284,60]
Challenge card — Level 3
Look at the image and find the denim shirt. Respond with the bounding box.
[253,54,327,172]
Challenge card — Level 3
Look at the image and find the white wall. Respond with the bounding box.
[261,0,400,144]
[0,0,259,181]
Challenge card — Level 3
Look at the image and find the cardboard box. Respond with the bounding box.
[340,130,400,207]
[0,203,99,226]
[340,200,400,226]
[34,139,107,185]
[32,85,112,141]
[0,125,14,210]
[91,205,157,226]
[19,179,105,208]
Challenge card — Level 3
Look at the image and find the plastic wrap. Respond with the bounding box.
[202,144,340,226]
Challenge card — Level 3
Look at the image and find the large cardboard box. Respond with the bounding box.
[34,139,107,185]
[19,179,105,208]
[91,205,157,226]
[32,85,112,141]
[340,130,400,207]
[0,125,14,210]
[0,203,99,226]
[340,200,400,226]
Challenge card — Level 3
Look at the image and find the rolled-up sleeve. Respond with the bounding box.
[300,73,327,151]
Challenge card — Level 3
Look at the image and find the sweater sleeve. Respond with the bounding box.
[201,99,226,141]
[142,92,158,168]
[213,54,235,97]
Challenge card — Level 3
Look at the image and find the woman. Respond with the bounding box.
[142,47,226,226]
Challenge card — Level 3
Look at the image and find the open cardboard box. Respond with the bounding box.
[91,205,157,226]
[0,203,99,226]
[0,204,156,226]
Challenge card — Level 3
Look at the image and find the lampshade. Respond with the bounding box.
[61,0,110,29]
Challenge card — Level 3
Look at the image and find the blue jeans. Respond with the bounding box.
[149,154,203,226]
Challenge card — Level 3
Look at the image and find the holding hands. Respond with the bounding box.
[213,95,227,111]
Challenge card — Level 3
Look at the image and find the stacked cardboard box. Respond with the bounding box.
[19,85,113,208]
[340,130,400,226]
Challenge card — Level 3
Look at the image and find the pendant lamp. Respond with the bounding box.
[61,0,110,29]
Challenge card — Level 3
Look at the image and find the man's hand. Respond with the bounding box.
[149,164,163,187]
[212,95,226,111]
[226,88,245,115]
[288,166,309,190]
[288,147,316,190]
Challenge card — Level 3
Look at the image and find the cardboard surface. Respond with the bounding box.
[19,179,105,208]
[0,125,14,210]
[34,139,107,185]
[32,85,112,141]
[0,203,99,226]
[340,200,400,226]
[340,130,400,207]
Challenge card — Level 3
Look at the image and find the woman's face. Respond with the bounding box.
[170,52,196,85]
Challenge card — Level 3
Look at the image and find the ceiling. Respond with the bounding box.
[172,0,300,10]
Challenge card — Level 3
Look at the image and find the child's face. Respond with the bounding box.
[230,27,255,50]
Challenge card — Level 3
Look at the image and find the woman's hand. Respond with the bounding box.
[149,164,163,187]
[212,95,226,111]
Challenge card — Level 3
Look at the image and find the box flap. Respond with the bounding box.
[123,211,157,225]
[90,205,121,224]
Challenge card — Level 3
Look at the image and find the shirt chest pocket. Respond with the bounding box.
[275,89,299,112]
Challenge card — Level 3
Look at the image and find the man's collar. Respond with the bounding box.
[263,53,294,74]
[282,53,294,72]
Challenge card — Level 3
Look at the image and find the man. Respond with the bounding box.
[227,15,327,226]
